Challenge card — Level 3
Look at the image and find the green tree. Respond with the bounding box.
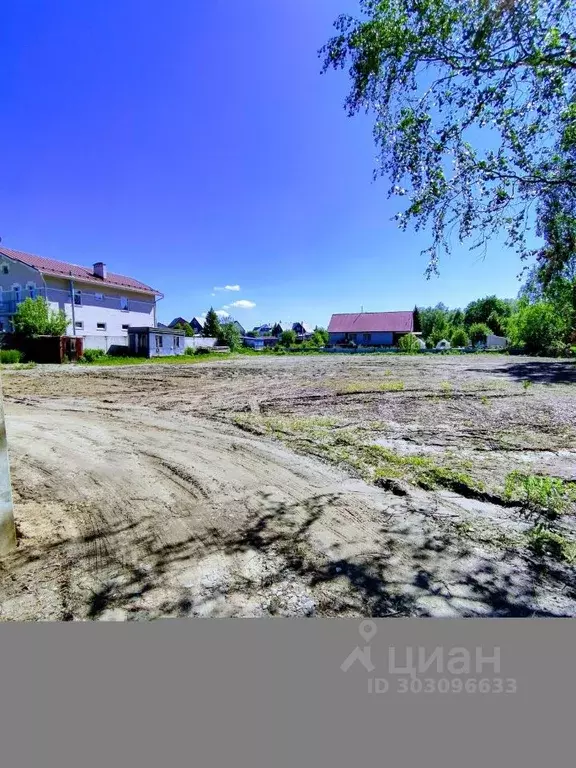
[203,308,221,338]
[321,0,576,277]
[312,327,329,345]
[412,306,422,333]
[507,299,570,354]
[451,328,470,348]
[13,297,68,337]
[174,321,194,337]
[464,296,511,335]
[398,333,421,353]
[450,309,464,329]
[469,323,492,346]
[217,321,242,350]
[280,329,297,347]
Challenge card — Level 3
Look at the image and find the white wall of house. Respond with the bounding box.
[44,276,155,337]
[0,255,157,338]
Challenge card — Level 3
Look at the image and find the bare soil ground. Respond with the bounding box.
[1,353,575,619]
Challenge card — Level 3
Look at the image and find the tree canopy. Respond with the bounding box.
[321,0,576,277]
[13,297,68,337]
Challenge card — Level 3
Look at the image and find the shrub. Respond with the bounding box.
[173,321,194,337]
[184,346,197,356]
[468,322,492,346]
[506,300,569,354]
[397,333,421,353]
[13,297,68,337]
[82,348,105,363]
[0,349,22,363]
[504,471,575,517]
[280,329,297,347]
[450,328,470,347]
[217,322,242,351]
[311,327,329,346]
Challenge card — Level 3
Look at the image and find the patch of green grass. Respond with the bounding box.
[232,412,484,496]
[338,380,405,394]
[522,379,533,391]
[526,525,576,563]
[1,361,36,370]
[440,381,453,398]
[480,395,490,406]
[83,353,230,366]
[504,471,575,517]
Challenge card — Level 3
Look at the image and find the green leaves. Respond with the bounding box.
[13,297,68,337]
[321,0,576,277]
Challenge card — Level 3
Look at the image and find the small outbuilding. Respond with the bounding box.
[128,326,185,358]
[436,339,451,350]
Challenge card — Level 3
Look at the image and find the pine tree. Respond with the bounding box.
[203,307,221,338]
[413,306,422,333]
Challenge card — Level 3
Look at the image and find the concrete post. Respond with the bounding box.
[0,371,16,555]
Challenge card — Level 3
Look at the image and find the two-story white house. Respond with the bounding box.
[0,246,162,349]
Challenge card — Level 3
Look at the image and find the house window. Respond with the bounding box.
[74,290,82,306]
[1,264,9,275]
[95,292,103,301]
[26,282,36,299]
[156,335,163,348]
[120,296,128,311]
[122,324,130,331]
[75,321,84,330]
[175,336,180,348]
[97,322,106,331]
[363,333,372,342]
[12,284,22,304]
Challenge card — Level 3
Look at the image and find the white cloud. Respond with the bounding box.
[213,284,240,292]
[230,300,256,309]
[211,293,216,297]
[216,310,230,318]
[222,305,230,310]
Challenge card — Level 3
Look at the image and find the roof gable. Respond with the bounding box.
[328,312,414,333]
[0,246,161,296]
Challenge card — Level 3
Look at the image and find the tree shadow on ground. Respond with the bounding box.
[471,360,576,385]
[4,491,574,619]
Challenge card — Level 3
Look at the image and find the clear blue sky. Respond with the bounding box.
[0,0,528,328]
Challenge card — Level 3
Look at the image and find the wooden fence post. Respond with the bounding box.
[0,371,16,555]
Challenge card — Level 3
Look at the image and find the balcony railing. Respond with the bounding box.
[0,288,48,315]
[0,287,152,316]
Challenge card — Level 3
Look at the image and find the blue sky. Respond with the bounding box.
[1,0,529,329]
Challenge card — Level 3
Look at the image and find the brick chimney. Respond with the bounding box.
[93,262,107,280]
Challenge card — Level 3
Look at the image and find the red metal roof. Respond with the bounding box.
[328,312,414,333]
[0,246,162,296]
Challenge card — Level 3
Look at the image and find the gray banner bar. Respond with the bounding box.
[0,619,573,767]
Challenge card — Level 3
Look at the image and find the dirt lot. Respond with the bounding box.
[1,353,575,619]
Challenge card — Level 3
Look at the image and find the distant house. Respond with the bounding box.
[169,317,189,329]
[327,311,414,347]
[254,323,274,336]
[436,339,451,350]
[227,319,245,335]
[190,317,205,335]
[292,321,313,338]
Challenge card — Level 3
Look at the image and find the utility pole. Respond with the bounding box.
[0,371,16,554]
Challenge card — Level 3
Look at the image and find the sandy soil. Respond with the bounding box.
[1,353,575,619]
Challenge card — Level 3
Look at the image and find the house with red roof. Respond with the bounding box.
[0,246,162,345]
[327,311,415,347]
